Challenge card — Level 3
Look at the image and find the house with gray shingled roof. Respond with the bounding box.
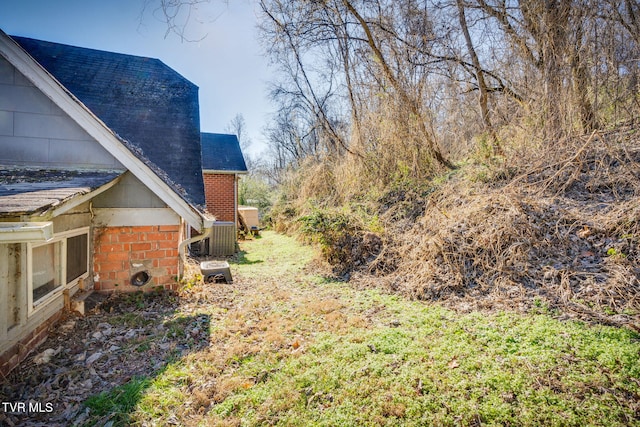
[199,133,248,255]
[0,30,216,375]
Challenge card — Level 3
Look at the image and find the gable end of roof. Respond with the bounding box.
[10,35,206,209]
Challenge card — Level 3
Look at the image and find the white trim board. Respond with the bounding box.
[27,227,90,316]
[93,208,180,227]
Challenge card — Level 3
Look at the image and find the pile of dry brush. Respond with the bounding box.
[366,126,640,330]
[278,126,640,330]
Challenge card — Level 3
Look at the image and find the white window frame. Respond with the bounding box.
[27,227,90,316]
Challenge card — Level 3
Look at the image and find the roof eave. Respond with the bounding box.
[202,169,249,175]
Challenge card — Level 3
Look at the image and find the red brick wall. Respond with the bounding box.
[93,225,181,292]
[203,173,236,222]
[0,310,61,377]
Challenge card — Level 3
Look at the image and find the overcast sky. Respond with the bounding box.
[0,0,273,156]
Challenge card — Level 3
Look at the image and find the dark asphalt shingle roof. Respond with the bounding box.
[0,169,122,216]
[201,133,248,172]
[11,36,206,208]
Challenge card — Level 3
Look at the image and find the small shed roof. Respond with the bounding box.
[201,133,248,173]
[0,169,122,216]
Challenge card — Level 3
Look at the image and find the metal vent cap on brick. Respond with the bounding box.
[131,271,151,287]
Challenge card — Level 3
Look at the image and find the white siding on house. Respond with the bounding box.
[14,111,91,140]
[93,208,180,227]
[0,54,13,84]
[0,83,54,114]
[51,203,93,233]
[0,56,123,170]
[0,110,12,134]
[92,172,180,226]
[92,171,168,209]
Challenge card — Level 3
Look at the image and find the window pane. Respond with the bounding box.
[32,242,61,302]
[66,233,88,283]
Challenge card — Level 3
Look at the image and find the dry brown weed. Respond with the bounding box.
[359,127,640,330]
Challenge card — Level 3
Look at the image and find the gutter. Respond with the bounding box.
[202,169,248,175]
[234,174,238,234]
[0,222,53,243]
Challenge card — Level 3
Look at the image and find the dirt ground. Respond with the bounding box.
[0,233,332,426]
[0,270,244,426]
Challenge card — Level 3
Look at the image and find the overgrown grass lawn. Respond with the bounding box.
[85,231,640,426]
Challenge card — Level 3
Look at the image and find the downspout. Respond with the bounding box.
[234,174,238,235]
[177,218,213,281]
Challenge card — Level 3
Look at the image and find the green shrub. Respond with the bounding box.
[298,207,382,275]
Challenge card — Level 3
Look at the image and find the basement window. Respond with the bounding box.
[31,241,62,303]
[28,227,90,314]
[66,232,88,283]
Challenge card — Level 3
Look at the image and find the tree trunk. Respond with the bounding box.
[456,0,502,155]
[342,0,454,170]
